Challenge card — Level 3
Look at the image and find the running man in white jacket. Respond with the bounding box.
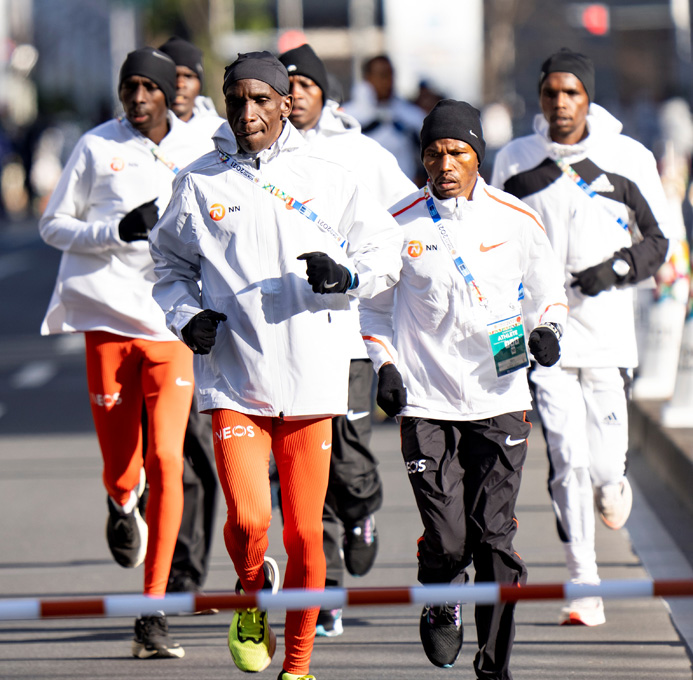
[491,49,670,627]
[149,51,401,680]
[278,43,416,638]
[359,100,568,680]
[39,47,206,659]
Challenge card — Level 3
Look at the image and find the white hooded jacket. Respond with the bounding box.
[359,176,568,421]
[39,113,206,340]
[150,120,402,417]
[491,104,670,367]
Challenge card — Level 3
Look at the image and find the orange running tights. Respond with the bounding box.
[85,331,193,596]
[212,410,332,675]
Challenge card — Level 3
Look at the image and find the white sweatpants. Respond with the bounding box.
[530,364,629,583]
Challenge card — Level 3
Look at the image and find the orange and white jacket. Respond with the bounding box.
[360,176,568,421]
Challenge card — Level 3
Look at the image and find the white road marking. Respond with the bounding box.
[10,361,59,389]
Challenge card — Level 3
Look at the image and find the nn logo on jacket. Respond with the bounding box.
[210,204,241,221]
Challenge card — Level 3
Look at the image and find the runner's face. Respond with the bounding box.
[225,79,293,153]
[171,65,201,122]
[119,75,169,138]
[540,72,589,144]
[423,138,478,200]
[288,75,323,130]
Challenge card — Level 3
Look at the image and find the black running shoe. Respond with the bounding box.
[105,496,147,568]
[343,514,378,577]
[132,612,185,659]
[419,603,462,668]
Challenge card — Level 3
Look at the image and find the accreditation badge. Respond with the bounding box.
[486,303,529,377]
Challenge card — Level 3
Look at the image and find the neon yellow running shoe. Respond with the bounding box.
[277,672,316,680]
[228,556,280,672]
[228,607,276,671]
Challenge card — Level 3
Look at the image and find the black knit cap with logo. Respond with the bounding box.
[119,47,177,107]
[538,48,595,102]
[278,44,329,102]
[159,36,205,87]
[420,99,486,165]
[223,51,290,96]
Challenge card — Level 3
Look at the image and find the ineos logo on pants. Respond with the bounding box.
[406,459,426,474]
[215,425,255,442]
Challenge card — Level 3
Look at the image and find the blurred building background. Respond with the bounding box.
[0,0,690,229]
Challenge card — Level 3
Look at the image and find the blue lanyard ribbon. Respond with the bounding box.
[555,158,629,231]
[424,185,485,305]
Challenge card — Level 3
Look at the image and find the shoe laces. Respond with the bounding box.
[352,516,374,545]
[236,608,267,643]
[427,603,461,627]
[138,612,167,637]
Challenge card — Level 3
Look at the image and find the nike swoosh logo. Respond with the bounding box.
[324,281,339,289]
[321,441,332,450]
[176,377,192,387]
[346,410,370,421]
[480,241,508,252]
[506,435,525,446]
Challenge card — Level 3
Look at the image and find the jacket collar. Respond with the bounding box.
[533,103,623,162]
[212,118,305,165]
[426,174,486,220]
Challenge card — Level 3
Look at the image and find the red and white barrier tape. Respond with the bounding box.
[2,579,693,621]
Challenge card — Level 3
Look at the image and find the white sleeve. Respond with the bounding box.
[149,174,204,339]
[38,136,121,253]
[339,182,403,299]
[358,285,400,372]
[522,215,569,329]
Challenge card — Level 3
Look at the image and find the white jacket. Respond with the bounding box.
[491,104,670,368]
[359,177,568,421]
[186,96,225,142]
[299,104,417,361]
[149,121,402,417]
[39,113,208,340]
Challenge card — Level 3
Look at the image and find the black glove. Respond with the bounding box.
[528,323,561,367]
[181,309,228,355]
[118,199,159,242]
[376,363,407,418]
[570,259,618,296]
[297,251,355,294]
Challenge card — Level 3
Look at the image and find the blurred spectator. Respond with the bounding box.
[412,79,444,114]
[343,55,425,185]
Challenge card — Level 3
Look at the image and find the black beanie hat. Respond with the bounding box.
[159,36,204,87]
[420,99,486,165]
[539,48,595,101]
[223,51,290,96]
[119,47,177,107]
[278,44,329,101]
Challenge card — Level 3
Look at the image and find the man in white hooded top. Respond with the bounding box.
[149,51,401,680]
[491,48,670,627]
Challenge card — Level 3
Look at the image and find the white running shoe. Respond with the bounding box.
[595,478,633,530]
[559,596,605,626]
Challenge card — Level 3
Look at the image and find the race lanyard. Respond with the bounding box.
[554,158,629,232]
[119,116,181,175]
[218,148,347,250]
[424,185,485,306]
[423,185,528,376]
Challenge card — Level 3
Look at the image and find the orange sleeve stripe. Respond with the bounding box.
[483,188,546,233]
[539,303,569,321]
[362,335,396,363]
[392,195,425,217]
